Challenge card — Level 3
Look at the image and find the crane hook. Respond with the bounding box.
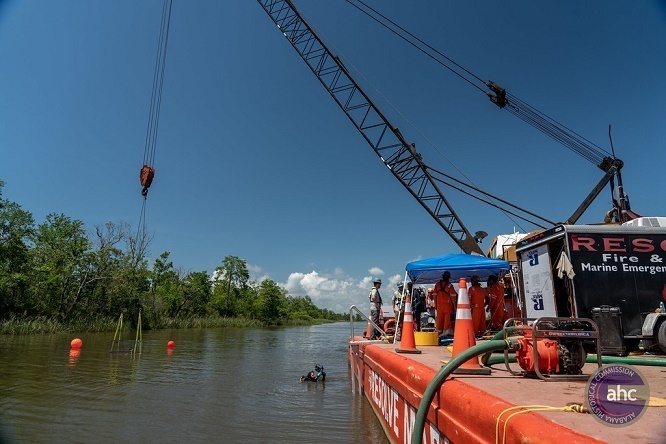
[140,164,155,198]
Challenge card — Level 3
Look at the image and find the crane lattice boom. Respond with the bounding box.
[258,0,484,255]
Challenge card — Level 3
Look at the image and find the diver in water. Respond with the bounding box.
[300,364,325,382]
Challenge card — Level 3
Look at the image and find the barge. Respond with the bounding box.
[347,336,666,443]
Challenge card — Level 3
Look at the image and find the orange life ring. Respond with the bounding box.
[383,318,396,332]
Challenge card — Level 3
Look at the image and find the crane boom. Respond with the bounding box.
[257,0,484,255]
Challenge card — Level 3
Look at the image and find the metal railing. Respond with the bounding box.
[349,305,385,340]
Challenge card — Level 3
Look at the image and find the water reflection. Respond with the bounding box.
[67,349,80,367]
[0,323,389,443]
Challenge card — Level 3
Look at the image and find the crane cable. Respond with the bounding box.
[344,0,487,94]
[504,93,607,166]
[425,164,556,229]
[143,0,173,169]
[306,5,532,233]
[318,2,530,232]
[136,0,173,247]
[344,0,613,168]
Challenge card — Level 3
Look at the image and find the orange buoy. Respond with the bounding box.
[70,338,83,349]
[167,340,175,349]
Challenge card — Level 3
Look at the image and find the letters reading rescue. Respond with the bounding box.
[367,368,442,443]
[571,235,666,253]
[368,369,400,437]
[570,234,666,276]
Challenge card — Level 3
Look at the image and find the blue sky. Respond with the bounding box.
[1,1,664,314]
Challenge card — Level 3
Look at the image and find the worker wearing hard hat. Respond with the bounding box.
[369,278,383,340]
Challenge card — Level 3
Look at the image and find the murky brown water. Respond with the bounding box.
[0,322,389,443]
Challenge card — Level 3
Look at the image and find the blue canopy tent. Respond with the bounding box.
[406,254,510,284]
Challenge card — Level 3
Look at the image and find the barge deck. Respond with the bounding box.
[348,337,666,444]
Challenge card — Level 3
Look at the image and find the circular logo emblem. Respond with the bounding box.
[586,364,649,427]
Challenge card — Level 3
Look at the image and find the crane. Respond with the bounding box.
[257,0,487,255]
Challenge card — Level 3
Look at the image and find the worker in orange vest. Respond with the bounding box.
[433,271,457,336]
[468,275,488,337]
[486,275,506,331]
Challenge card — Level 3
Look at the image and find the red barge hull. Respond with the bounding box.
[348,338,665,444]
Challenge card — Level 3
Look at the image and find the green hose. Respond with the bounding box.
[586,355,666,366]
[485,353,515,365]
[411,340,512,444]
[481,329,666,367]
[480,329,517,366]
[484,349,666,367]
[412,336,665,443]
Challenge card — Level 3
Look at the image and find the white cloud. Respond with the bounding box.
[387,273,404,289]
[359,276,375,290]
[282,270,376,315]
[247,263,270,283]
[277,268,436,316]
[368,266,384,276]
[247,263,263,275]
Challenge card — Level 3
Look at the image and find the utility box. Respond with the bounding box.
[592,306,626,356]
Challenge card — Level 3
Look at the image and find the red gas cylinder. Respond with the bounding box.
[515,330,560,374]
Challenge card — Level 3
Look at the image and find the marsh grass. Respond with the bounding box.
[0,315,121,334]
[1,314,337,334]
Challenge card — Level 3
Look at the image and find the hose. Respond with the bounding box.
[585,355,666,367]
[484,348,666,367]
[412,335,665,443]
[411,340,513,444]
[481,329,666,367]
[480,329,518,366]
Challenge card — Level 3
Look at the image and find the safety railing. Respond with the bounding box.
[349,305,385,340]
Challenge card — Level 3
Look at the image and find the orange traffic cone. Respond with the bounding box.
[451,278,490,374]
[396,293,421,354]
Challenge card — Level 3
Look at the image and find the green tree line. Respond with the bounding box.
[0,181,347,333]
